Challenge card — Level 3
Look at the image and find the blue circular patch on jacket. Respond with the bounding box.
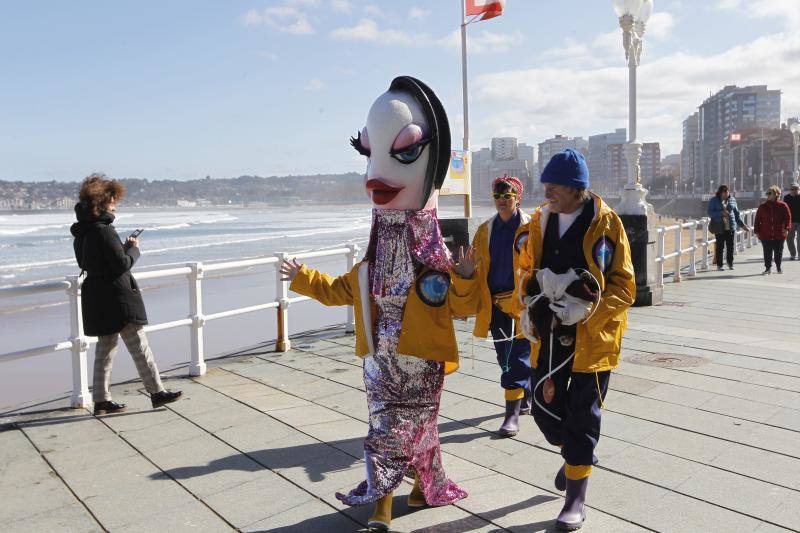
[514,231,529,254]
[593,237,614,273]
[416,271,450,307]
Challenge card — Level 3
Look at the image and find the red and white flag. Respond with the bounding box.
[466,0,505,22]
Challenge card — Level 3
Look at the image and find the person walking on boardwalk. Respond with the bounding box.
[754,185,792,274]
[470,174,532,437]
[783,182,800,260]
[280,77,478,532]
[513,149,635,531]
[71,174,182,415]
[707,185,750,271]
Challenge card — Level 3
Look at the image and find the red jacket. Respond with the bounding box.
[754,200,791,241]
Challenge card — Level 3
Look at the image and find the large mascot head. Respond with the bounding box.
[351,76,451,211]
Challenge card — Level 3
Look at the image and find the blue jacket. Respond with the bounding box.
[707,196,745,232]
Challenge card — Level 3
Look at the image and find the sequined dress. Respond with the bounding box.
[335,209,467,507]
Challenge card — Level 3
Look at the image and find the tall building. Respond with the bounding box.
[471,138,533,199]
[537,135,588,177]
[681,112,700,188]
[607,143,627,190]
[587,128,627,194]
[699,85,781,187]
[491,137,518,161]
[517,143,536,192]
[640,142,661,186]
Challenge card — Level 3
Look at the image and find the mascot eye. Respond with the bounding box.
[350,132,371,158]
[390,137,431,165]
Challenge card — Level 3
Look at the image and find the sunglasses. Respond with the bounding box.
[493,192,518,200]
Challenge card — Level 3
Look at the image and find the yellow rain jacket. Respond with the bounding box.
[470,209,531,338]
[290,262,478,374]
[512,193,635,373]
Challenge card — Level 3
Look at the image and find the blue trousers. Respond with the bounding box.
[489,304,531,392]
[531,338,609,467]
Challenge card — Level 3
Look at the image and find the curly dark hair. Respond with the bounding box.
[78,173,125,218]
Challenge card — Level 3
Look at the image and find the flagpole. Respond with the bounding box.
[461,0,472,218]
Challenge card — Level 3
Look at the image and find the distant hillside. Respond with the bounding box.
[0,173,367,209]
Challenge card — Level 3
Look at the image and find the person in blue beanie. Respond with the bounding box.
[512,149,635,531]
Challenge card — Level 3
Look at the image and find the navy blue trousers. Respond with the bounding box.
[531,339,609,467]
[489,304,531,392]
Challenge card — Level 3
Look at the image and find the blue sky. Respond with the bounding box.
[1,0,797,181]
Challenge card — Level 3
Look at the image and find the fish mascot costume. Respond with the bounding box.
[281,76,478,531]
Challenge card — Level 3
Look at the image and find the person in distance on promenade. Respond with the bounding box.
[754,185,792,275]
[782,182,800,260]
[513,149,635,531]
[71,174,182,415]
[707,184,751,271]
[469,174,532,437]
[280,77,478,532]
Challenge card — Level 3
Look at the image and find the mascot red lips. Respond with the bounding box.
[365,179,404,205]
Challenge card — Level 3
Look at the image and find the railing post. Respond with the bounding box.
[67,275,91,408]
[700,218,710,271]
[689,223,697,277]
[657,229,665,289]
[188,262,206,376]
[275,252,291,352]
[345,243,359,333]
[674,226,682,283]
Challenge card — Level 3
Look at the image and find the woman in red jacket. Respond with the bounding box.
[754,185,792,274]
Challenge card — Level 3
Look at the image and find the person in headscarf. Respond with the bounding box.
[280,76,477,531]
[469,175,532,437]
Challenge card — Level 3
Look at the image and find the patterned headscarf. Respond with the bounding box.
[491,174,524,199]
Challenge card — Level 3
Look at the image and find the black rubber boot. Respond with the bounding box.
[556,477,588,531]
[554,463,566,491]
[498,399,522,437]
[520,387,532,415]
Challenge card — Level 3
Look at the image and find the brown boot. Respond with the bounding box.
[408,473,426,508]
[368,492,393,531]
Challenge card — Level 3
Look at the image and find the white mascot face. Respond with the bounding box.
[353,90,437,210]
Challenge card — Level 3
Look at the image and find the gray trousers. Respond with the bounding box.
[788,223,800,258]
[93,323,165,402]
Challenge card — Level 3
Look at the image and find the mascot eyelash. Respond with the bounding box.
[350,132,371,157]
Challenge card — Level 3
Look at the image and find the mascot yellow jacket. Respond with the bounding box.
[290,262,478,374]
[513,193,636,373]
[470,210,531,339]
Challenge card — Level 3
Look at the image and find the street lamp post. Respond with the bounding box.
[612,0,661,306]
[790,122,800,183]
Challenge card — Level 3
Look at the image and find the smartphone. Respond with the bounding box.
[128,228,144,239]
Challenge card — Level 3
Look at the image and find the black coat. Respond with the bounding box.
[70,204,148,336]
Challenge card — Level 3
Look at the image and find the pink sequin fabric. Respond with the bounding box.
[335,209,466,507]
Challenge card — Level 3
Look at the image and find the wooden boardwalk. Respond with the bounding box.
[2,247,800,532]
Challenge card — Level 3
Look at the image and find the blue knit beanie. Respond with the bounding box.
[540,148,590,189]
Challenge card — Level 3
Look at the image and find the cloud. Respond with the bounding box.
[470,30,800,155]
[409,7,430,21]
[330,19,522,54]
[714,0,800,28]
[646,12,675,41]
[242,5,314,34]
[305,78,325,91]
[330,0,352,13]
[364,4,382,16]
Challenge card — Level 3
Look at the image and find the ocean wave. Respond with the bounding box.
[146,223,191,231]
[0,224,370,273]
[0,223,72,236]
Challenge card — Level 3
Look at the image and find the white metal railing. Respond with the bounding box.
[655,209,757,285]
[0,243,360,408]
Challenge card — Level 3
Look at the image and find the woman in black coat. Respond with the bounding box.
[71,174,181,415]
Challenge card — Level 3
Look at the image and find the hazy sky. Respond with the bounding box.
[1,0,797,181]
